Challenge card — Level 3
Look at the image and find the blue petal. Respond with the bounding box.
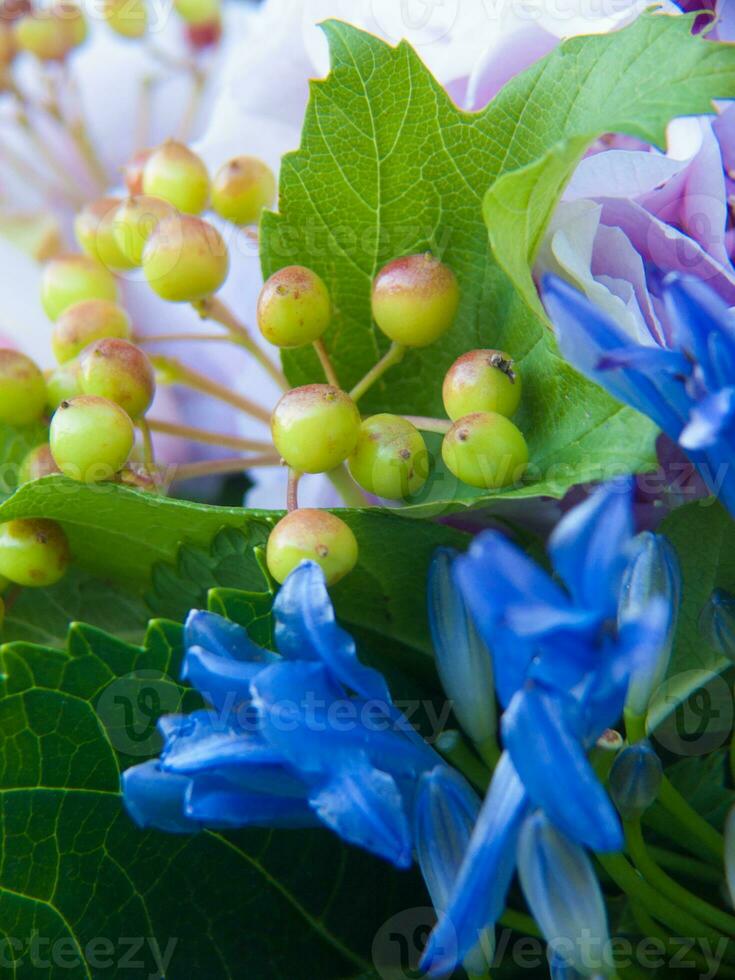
[182,644,277,712]
[663,275,735,390]
[159,709,282,773]
[185,773,317,829]
[517,812,610,975]
[502,687,623,852]
[680,388,735,450]
[251,660,432,778]
[185,609,274,662]
[121,760,198,834]
[309,755,412,868]
[428,549,496,747]
[700,589,735,660]
[548,479,634,618]
[608,742,663,820]
[543,275,691,438]
[274,562,391,703]
[421,753,529,977]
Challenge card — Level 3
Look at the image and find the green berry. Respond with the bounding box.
[174,0,219,24]
[271,385,360,474]
[142,214,229,302]
[78,338,155,418]
[111,195,176,266]
[74,197,135,271]
[257,265,331,348]
[142,140,210,214]
[372,253,459,348]
[441,412,529,490]
[443,349,522,421]
[211,155,275,226]
[50,395,135,482]
[19,443,60,483]
[267,509,358,586]
[0,518,70,586]
[52,299,132,364]
[46,360,82,411]
[0,349,47,424]
[41,254,119,321]
[348,414,429,500]
[124,148,152,196]
[103,0,147,37]
[13,9,78,60]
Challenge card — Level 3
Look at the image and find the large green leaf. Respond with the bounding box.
[0,477,466,658]
[648,502,735,730]
[0,594,426,979]
[261,13,735,514]
[0,421,47,501]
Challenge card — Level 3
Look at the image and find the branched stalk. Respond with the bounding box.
[145,418,273,453]
[287,470,301,512]
[349,343,405,402]
[165,455,279,483]
[137,331,232,345]
[313,338,340,387]
[138,419,156,471]
[403,415,452,434]
[657,776,724,862]
[150,354,272,424]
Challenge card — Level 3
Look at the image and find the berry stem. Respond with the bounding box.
[657,776,724,861]
[287,469,301,512]
[146,418,273,453]
[59,63,109,189]
[402,415,452,434]
[137,331,233,345]
[327,464,371,507]
[313,338,340,388]
[177,65,206,142]
[166,454,280,483]
[150,354,272,424]
[194,296,289,391]
[349,342,405,403]
[138,418,156,471]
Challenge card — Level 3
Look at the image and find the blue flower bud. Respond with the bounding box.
[608,742,663,821]
[428,549,496,752]
[699,589,735,662]
[619,532,681,718]
[517,812,610,977]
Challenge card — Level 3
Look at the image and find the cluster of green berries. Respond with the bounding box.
[259,253,529,587]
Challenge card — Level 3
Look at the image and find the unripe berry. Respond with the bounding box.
[52,299,132,364]
[124,148,152,196]
[372,253,459,348]
[78,338,155,418]
[212,156,275,226]
[50,395,135,482]
[142,214,228,302]
[348,414,429,500]
[257,265,331,348]
[0,22,16,64]
[0,349,47,424]
[267,509,358,586]
[75,197,135,271]
[112,195,177,266]
[184,18,221,49]
[142,140,210,214]
[443,349,522,421]
[46,360,81,410]
[19,443,60,482]
[55,1,87,46]
[442,412,528,490]
[0,518,70,587]
[174,0,219,24]
[271,385,360,474]
[103,0,147,38]
[41,254,119,321]
[13,10,77,60]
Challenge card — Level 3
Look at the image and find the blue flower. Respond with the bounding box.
[608,742,663,821]
[123,561,476,874]
[543,273,735,514]
[421,481,670,976]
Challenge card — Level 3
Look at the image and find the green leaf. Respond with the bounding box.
[0,421,48,501]
[0,477,467,660]
[261,13,735,513]
[664,751,735,833]
[648,503,735,730]
[0,595,426,979]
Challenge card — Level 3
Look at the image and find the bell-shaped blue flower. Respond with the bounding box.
[123,561,455,874]
[517,812,611,977]
[619,532,681,719]
[543,274,735,514]
[608,742,663,821]
[428,548,496,754]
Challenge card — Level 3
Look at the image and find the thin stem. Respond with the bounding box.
[150,354,272,425]
[138,419,156,471]
[313,338,340,388]
[55,62,108,189]
[194,297,289,391]
[135,73,156,150]
[629,905,735,980]
[644,805,719,865]
[137,332,232,345]
[166,455,279,483]
[177,66,206,141]
[287,470,301,512]
[403,415,452,434]
[326,464,370,507]
[648,846,723,885]
[349,343,405,403]
[625,819,735,936]
[475,736,501,772]
[145,418,273,453]
[658,776,724,861]
[624,708,647,744]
